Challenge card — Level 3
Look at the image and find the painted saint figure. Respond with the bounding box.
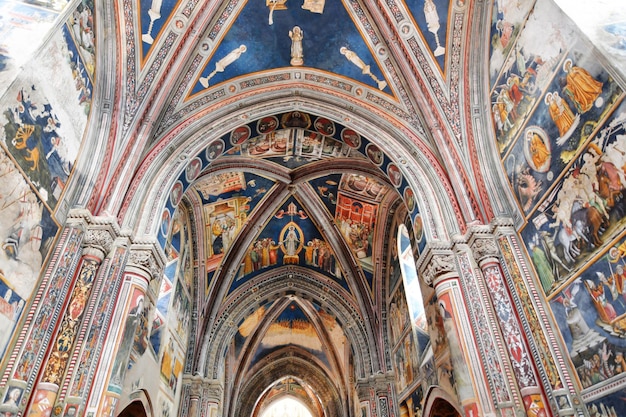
[496,19,514,49]
[527,130,550,171]
[280,223,302,264]
[110,294,145,385]
[341,47,367,73]
[142,0,163,44]
[2,387,21,408]
[561,59,603,114]
[289,26,304,66]
[200,45,247,88]
[340,47,387,90]
[546,92,578,145]
[284,225,299,256]
[492,101,512,135]
[587,279,617,323]
[424,0,445,56]
[529,235,554,293]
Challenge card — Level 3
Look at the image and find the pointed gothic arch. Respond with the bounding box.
[422,386,463,417]
[116,390,153,417]
[197,266,378,380]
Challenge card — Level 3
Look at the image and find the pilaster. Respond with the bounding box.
[21,210,121,417]
[468,224,549,416]
[356,372,397,417]
[86,238,165,417]
[0,224,83,417]
[492,221,585,416]
[418,244,480,416]
[179,374,224,417]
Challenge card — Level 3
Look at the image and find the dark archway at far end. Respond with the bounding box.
[117,401,148,417]
[422,386,463,417]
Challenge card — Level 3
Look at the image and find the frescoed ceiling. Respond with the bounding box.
[0,0,553,414]
[5,0,626,414]
[20,0,626,415]
[137,0,452,95]
[165,114,411,301]
[149,110,412,415]
[231,298,347,417]
[91,0,473,414]
[121,0,473,157]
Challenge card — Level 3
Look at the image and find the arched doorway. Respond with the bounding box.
[422,387,463,417]
[117,401,148,417]
[426,398,462,417]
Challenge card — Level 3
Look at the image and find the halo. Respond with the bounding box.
[544,92,553,105]
[563,58,572,73]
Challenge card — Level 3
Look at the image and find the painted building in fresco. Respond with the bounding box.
[0,0,625,417]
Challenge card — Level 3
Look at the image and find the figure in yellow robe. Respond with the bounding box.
[563,59,603,113]
[548,92,575,137]
[527,131,550,170]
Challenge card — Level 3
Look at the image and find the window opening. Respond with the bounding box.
[259,397,314,417]
[398,224,427,332]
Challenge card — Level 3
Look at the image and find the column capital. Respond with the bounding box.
[182,374,224,399]
[82,228,115,260]
[66,209,122,258]
[355,372,394,398]
[468,233,500,265]
[418,244,456,286]
[127,242,166,283]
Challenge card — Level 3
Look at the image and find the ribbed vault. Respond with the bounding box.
[7,0,626,416]
[117,95,462,241]
[233,352,344,417]
[198,266,377,380]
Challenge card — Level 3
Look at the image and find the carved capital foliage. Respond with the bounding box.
[369,372,395,394]
[181,374,223,399]
[128,245,164,281]
[188,385,202,399]
[203,381,224,400]
[470,235,500,263]
[83,228,115,258]
[421,252,456,286]
[185,375,205,398]
[65,209,121,258]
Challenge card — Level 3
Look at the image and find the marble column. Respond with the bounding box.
[356,372,396,417]
[179,375,224,417]
[55,234,130,417]
[0,224,85,417]
[493,222,585,416]
[86,243,164,417]
[469,230,550,417]
[419,247,479,417]
[24,215,117,417]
